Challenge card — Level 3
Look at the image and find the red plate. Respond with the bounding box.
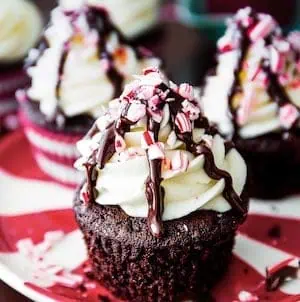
[0,130,299,302]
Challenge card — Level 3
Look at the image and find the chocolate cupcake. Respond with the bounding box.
[73,69,248,301]
[18,3,161,187]
[0,0,42,134]
[201,7,300,199]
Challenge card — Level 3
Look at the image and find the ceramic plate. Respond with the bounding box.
[0,130,300,302]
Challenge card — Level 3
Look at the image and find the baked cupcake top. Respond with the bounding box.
[75,68,247,237]
[61,0,160,39]
[0,0,42,63]
[201,7,300,139]
[26,4,161,126]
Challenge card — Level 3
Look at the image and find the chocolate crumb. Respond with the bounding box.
[98,295,111,302]
[267,225,281,239]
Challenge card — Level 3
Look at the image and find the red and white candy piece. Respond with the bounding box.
[148,95,160,111]
[80,184,90,205]
[274,38,291,53]
[143,66,159,75]
[126,102,146,122]
[141,131,155,149]
[217,34,236,53]
[138,68,163,86]
[178,83,194,101]
[171,151,189,172]
[237,87,256,126]
[249,15,275,42]
[139,86,155,100]
[279,104,299,129]
[270,46,285,74]
[175,112,192,133]
[182,99,200,121]
[148,108,163,123]
[115,134,126,153]
[148,142,165,160]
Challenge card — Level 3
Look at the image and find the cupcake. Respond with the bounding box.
[73,69,248,301]
[19,3,161,187]
[0,0,42,134]
[201,7,300,199]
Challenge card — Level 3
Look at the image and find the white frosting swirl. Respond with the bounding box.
[201,9,300,139]
[0,0,42,62]
[75,72,247,221]
[27,6,161,119]
[93,132,246,220]
[88,0,160,38]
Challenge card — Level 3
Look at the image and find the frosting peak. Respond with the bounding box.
[0,0,42,62]
[27,5,161,124]
[75,69,247,237]
[201,7,300,139]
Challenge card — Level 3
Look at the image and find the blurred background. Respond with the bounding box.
[1,0,300,301]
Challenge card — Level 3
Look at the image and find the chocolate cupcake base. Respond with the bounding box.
[236,131,300,199]
[74,187,248,301]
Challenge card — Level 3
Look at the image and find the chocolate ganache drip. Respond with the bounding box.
[26,4,156,126]
[218,7,300,136]
[78,69,246,238]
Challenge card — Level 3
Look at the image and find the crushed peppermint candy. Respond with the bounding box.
[141,131,155,149]
[175,112,192,133]
[182,99,200,121]
[178,83,194,101]
[270,46,285,74]
[126,102,146,122]
[15,232,84,288]
[248,15,275,42]
[279,104,299,129]
[148,142,165,160]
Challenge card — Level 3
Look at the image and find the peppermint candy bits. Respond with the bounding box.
[279,104,299,129]
[175,112,192,133]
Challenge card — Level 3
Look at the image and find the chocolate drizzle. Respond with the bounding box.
[83,78,246,238]
[145,119,165,237]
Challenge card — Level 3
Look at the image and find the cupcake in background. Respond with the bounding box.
[0,0,42,135]
[18,3,161,187]
[201,7,300,199]
[73,69,248,301]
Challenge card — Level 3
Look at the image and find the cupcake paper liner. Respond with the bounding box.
[19,111,84,188]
